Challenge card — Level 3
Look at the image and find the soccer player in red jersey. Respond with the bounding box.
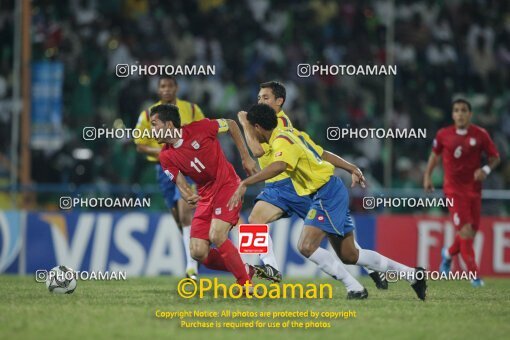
[424,99,500,287]
[150,104,258,286]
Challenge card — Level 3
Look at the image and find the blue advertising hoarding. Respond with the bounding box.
[0,211,376,277]
[31,61,64,151]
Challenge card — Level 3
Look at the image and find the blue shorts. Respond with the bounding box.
[156,164,180,208]
[303,176,355,237]
[255,178,312,219]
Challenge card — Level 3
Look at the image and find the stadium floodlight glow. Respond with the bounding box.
[72,148,93,160]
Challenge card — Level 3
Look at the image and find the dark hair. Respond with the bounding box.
[260,81,286,107]
[159,75,177,86]
[452,98,472,111]
[247,103,278,130]
[150,104,181,128]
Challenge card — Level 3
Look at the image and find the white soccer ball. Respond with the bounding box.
[45,265,77,294]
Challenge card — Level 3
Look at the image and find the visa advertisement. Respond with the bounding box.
[1,211,508,277]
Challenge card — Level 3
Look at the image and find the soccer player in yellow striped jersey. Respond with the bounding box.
[134,75,204,280]
[231,104,428,301]
[238,81,385,294]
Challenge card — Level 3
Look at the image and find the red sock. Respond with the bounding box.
[460,238,478,276]
[202,248,228,272]
[448,234,462,257]
[217,239,251,285]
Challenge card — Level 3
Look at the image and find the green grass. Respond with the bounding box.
[1,275,509,340]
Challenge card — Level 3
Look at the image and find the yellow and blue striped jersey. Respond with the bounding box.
[269,128,334,196]
[258,111,325,184]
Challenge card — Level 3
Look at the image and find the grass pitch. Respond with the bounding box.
[1,275,509,340]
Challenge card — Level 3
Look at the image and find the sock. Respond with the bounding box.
[447,234,461,258]
[460,238,478,277]
[354,239,374,274]
[309,248,364,292]
[259,235,280,270]
[356,249,416,284]
[202,248,228,272]
[182,226,198,273]
[217,239,251,285]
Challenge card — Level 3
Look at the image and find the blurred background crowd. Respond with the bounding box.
[0,0,508,213]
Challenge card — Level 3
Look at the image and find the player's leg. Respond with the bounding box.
[189,238,210,262]
[171,206,181,229]
[343,215,388,290]
[440,194,463,273]
[188,205,236,275]
[188,204,229,273]
[209,218,252,285]
[300,177,370,298]
[329,232,427,300]
[177,196,199,279]
[248,199,284,282]
[157,163,197,279]
[189,237,232,272]
[459,222,479,278]
[441,232,461,273]
[302,177,371,296]
[297,225,367,298]
[460,196,483,287]
[441,194,482,287]
[305,176,423,299]
[353,238,388,290]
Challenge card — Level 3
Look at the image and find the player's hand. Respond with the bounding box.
[185,194,201,208]
[242,157,258,176]
[423,175,434,192]
[351,167,367,188]
[474,168,487,182]
[227,183,246,210]
[237,111,248,125]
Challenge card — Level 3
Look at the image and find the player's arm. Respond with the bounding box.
[229,136,298,209]
[160,152,200,207]
[298,131,366,187]
[321,151,366,188]
[474,155,500,182]
[486,156,501,171]
[227,161,287,210]
[134,110,161,159]
[423,152,440,192]
[424,132,444,192]
[474,131,500,181]
[221,118,258,176]
[237,111,265,158]
[175,172,201,207]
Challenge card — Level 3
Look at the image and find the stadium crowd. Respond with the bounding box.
[0,0,508,212]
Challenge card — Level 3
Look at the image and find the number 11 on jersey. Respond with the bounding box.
[190,157,206,173]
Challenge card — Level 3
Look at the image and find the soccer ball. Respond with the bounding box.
[45,265,77,294]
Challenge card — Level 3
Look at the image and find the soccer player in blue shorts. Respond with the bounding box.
[134,76,204,280]
[228,104,427,301]
[238,81,387,291]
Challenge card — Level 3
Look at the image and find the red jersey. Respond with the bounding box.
[432,124,499,195]
[159,119,240,202]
